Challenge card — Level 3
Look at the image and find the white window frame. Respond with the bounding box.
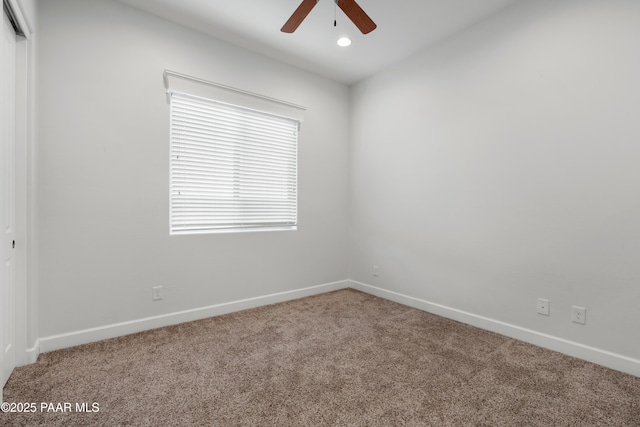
[164,71,305,235]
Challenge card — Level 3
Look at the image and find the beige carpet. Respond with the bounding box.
[2,289,639,426]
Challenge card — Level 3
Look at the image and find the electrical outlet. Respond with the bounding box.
[373,265,380,277]
[536,298,550,316]
[571,306,586,324]
[152,286,163,301]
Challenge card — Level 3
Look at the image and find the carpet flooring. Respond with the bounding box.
[2,289,639,426]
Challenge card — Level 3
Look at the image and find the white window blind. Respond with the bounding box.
[170,91,299,234]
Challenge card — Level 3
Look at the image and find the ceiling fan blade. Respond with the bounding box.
[281,0,318,33]
[337,0,377,34]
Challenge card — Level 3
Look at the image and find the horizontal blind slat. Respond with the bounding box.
[170,91,298,234]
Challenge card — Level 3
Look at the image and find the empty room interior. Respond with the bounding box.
[1,0,639,424]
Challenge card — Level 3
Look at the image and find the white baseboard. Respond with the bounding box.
[25,340,40,365]
[32,279,640,378]
[349,280,640,378]
[39,280,349,354]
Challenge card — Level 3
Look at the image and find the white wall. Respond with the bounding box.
[36,0,349,340]
[33,0,640,376]
[349,0,640,368]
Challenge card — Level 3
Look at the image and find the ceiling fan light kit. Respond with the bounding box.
[281,0,377,34]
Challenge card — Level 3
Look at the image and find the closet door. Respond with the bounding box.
[1,7,17,390]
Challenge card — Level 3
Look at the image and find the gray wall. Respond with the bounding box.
[37,0,350,337]
[33,0,640,372]
[349,0,640,361]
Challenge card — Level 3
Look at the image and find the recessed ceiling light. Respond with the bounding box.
[337,37,352,47]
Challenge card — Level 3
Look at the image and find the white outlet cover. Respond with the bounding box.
[571,306,586,324]
[373,265,380,277]
[152,286,163,301]
[536,298,550,316]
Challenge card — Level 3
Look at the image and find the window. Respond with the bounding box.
[167,74,303,235]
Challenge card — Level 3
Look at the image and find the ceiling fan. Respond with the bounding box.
[281,0,377,34]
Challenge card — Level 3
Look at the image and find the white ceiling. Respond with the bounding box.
[116,0,523,85]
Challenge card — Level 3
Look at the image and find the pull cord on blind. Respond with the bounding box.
[169,90,300,235]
